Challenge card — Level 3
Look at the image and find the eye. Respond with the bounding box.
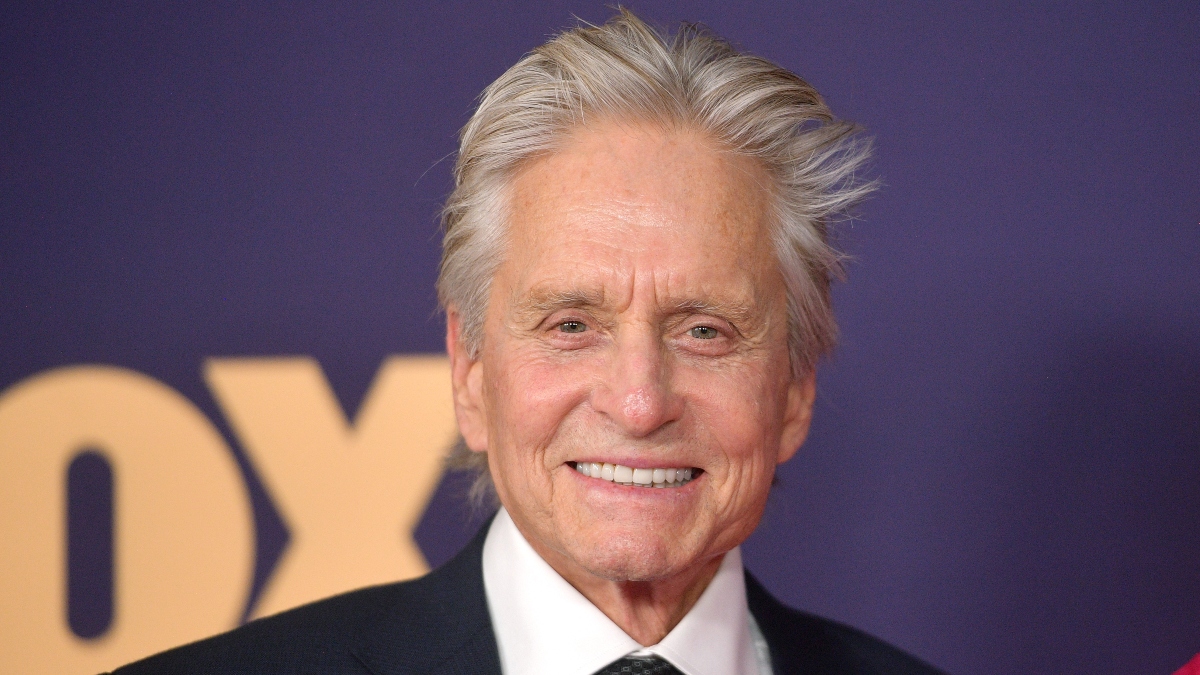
[689,325,719,339]
[558,320,587,334]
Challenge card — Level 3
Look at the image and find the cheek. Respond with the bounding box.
[699,371,785,529]
[483,346,593,456]
[685,364,787,455]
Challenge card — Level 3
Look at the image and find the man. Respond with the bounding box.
[113,10,944,675]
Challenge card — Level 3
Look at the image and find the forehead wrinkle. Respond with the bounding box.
[502,121,783,334]
[652,260,765,319]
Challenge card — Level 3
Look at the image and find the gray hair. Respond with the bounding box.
[437,10,875,506]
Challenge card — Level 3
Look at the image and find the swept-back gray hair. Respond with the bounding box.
[437,10,875,505]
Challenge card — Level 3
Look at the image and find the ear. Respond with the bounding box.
[446,308,488,452]
[777,369,817,464]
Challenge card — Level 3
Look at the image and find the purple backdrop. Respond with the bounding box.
[3,2,1198,673]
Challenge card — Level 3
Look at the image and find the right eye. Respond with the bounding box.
[558,321,587,334]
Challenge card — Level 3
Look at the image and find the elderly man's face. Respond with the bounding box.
[451,121,815,582]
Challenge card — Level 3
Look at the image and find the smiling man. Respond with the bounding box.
[113,10,943,675]
[451,120,805,667]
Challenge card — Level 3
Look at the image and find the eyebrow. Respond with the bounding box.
[515,289,606,315]
[672,298,757,326]
[513,287,760,327]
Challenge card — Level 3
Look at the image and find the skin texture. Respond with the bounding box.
[446,120,817,646]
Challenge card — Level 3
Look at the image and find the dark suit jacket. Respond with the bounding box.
[110,524,945,675]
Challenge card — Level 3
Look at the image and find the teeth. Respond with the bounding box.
[613,465,633,483]
[572,462,697,487]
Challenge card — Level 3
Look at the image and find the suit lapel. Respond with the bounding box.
[351,520,503,675]
[746,570,841,674]
[746,571,945,675]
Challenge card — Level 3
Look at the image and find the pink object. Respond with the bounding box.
[1174,653,1200,675]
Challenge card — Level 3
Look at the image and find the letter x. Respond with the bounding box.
[205,356,455,619]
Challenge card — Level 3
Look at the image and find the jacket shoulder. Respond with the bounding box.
[746,573,946,675]
[109,521,499,675]
[108,581,420,674]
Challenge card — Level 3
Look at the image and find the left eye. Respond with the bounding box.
[689,326,719,339]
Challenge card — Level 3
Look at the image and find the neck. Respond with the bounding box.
[529,539,725,646]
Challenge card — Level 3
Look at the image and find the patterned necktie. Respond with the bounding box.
[593,655,685,675]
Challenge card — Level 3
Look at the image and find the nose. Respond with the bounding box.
[591,326,682,437]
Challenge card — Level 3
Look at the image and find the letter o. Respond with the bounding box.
[0,366,253,674]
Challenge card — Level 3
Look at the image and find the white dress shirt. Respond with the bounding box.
[481,508,773,675]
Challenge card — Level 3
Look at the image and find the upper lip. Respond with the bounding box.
[568,457,698,469]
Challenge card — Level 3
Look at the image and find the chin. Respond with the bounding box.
[568,529,701,582]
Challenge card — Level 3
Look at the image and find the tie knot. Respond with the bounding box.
[594,654,685,675]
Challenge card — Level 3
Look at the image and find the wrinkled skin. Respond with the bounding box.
[447,120,816,645]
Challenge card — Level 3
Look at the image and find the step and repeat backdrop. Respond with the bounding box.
[2,3,1197,674]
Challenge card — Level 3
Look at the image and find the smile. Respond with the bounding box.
[569,461,698,487]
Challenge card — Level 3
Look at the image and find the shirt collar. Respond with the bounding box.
[481,508,761,675]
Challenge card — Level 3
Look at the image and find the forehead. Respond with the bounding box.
[499,121,780,309]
